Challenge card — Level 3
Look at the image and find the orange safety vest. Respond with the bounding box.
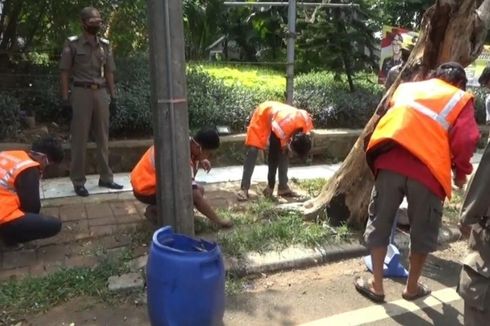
[245,101,314,150]
[130,145,196,196]
[366,78,473,199]
[0,151,40,224]
[131,146,156,196]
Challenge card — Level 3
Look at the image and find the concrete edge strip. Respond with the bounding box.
[225,226,461,276]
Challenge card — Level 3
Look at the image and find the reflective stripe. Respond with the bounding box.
[440,90,465,119]
[299,110,309,122]
[400,90,465,131]
[148,147,155,168]
[398,100,450,130]
[271,120,287,139]
[0,179,15,192]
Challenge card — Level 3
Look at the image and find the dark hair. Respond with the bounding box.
[434,62,468,90]
[193,128,220,150]
[290,132,312,158]
[479,66,490,86]
[31,136,64,163]
[392,33,403,43]
[80,7,99,21]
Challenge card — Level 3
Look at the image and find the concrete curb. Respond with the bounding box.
[108,225,462,292]
[225,224,462,277]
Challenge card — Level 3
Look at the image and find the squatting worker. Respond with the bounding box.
[236,101,313,201]
[457,137,490,326]
[59,6,123,197]
[0,136,64,246]
[354,62,480,303]
[131,128,233,229]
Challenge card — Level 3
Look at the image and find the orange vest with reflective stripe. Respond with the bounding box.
[130,146,156,196]
[245,101,314,149]
[0,151,40,224]
[366,78,473,199]
[130,145,196,196]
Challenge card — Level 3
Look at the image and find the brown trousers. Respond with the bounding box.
[70,87,113,186]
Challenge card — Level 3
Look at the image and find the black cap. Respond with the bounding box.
[436,62,466,77]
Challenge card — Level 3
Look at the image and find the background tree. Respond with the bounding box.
[296,0,378,91]
[301,0,490,228]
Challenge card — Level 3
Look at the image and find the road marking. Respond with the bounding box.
[299,287,461,326]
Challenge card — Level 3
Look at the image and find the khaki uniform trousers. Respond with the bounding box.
[70,87,113,186]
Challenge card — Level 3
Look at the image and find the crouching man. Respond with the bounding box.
[131,129,233,229]
[0,136,64,246]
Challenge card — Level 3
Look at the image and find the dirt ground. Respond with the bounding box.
[17,241,469,326]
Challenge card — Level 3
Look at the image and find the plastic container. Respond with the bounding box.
[147,226,225,326]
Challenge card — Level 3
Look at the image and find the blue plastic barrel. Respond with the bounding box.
[147,226,225,326]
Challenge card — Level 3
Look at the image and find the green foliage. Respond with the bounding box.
[365,0,432,31]
[216,201,352,258]
[470,87,487,124]
[7,57,385,137]
[295,71,384,128]
[292,178,327,197]
[0,94,21,141]
[296,3,379,88]
[0,250,133,319]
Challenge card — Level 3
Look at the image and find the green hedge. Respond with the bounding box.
[3,55,486,140]
[0,93,21,141]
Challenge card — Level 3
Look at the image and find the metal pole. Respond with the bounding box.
[286,0,296,105]
[147,0,194,235]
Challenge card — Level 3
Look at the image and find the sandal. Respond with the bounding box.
[277,189,301,198]
[236,190,249,202]
[402,283,431,301]
[354,277,385,303]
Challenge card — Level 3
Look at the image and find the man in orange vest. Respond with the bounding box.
[131,128,233,228]
[236,101,313,201]
[354,62,480,303]
[0,136,64,247]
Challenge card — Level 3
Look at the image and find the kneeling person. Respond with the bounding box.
[0,136,64,246]
[131,129,233,228]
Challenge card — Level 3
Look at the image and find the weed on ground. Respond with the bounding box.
[0,249,135,322]
[215,198,354,258]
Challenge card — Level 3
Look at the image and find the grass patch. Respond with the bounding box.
[0,250,134,320]
[444,189,464,223]
[216,198,351,258]
[225,275,247,296]
[292,178,328,197]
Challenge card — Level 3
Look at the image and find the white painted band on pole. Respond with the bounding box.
[157,98,187,104]
[223,2,359,7]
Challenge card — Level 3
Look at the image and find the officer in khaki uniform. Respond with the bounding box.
[59,6,123,197]
[458,141,490,325]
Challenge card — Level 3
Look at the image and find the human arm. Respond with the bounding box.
[450,101,480,187]
[14,167,41,214]
[59,40,73,101]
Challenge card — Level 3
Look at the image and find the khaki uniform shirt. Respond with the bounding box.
[59,34,115,85]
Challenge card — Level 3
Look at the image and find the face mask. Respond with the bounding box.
[84,25,100,35]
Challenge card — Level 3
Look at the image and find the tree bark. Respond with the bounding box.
[303,0,490,228]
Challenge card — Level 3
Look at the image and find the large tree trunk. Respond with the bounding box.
[303,0,490,228]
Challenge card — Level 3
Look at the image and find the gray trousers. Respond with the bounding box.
[70,87,113,186]
[364,170,443,253]
[241,133,289,190]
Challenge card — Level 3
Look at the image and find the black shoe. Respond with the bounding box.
[74,185,89,197]
[98,180,124,190]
